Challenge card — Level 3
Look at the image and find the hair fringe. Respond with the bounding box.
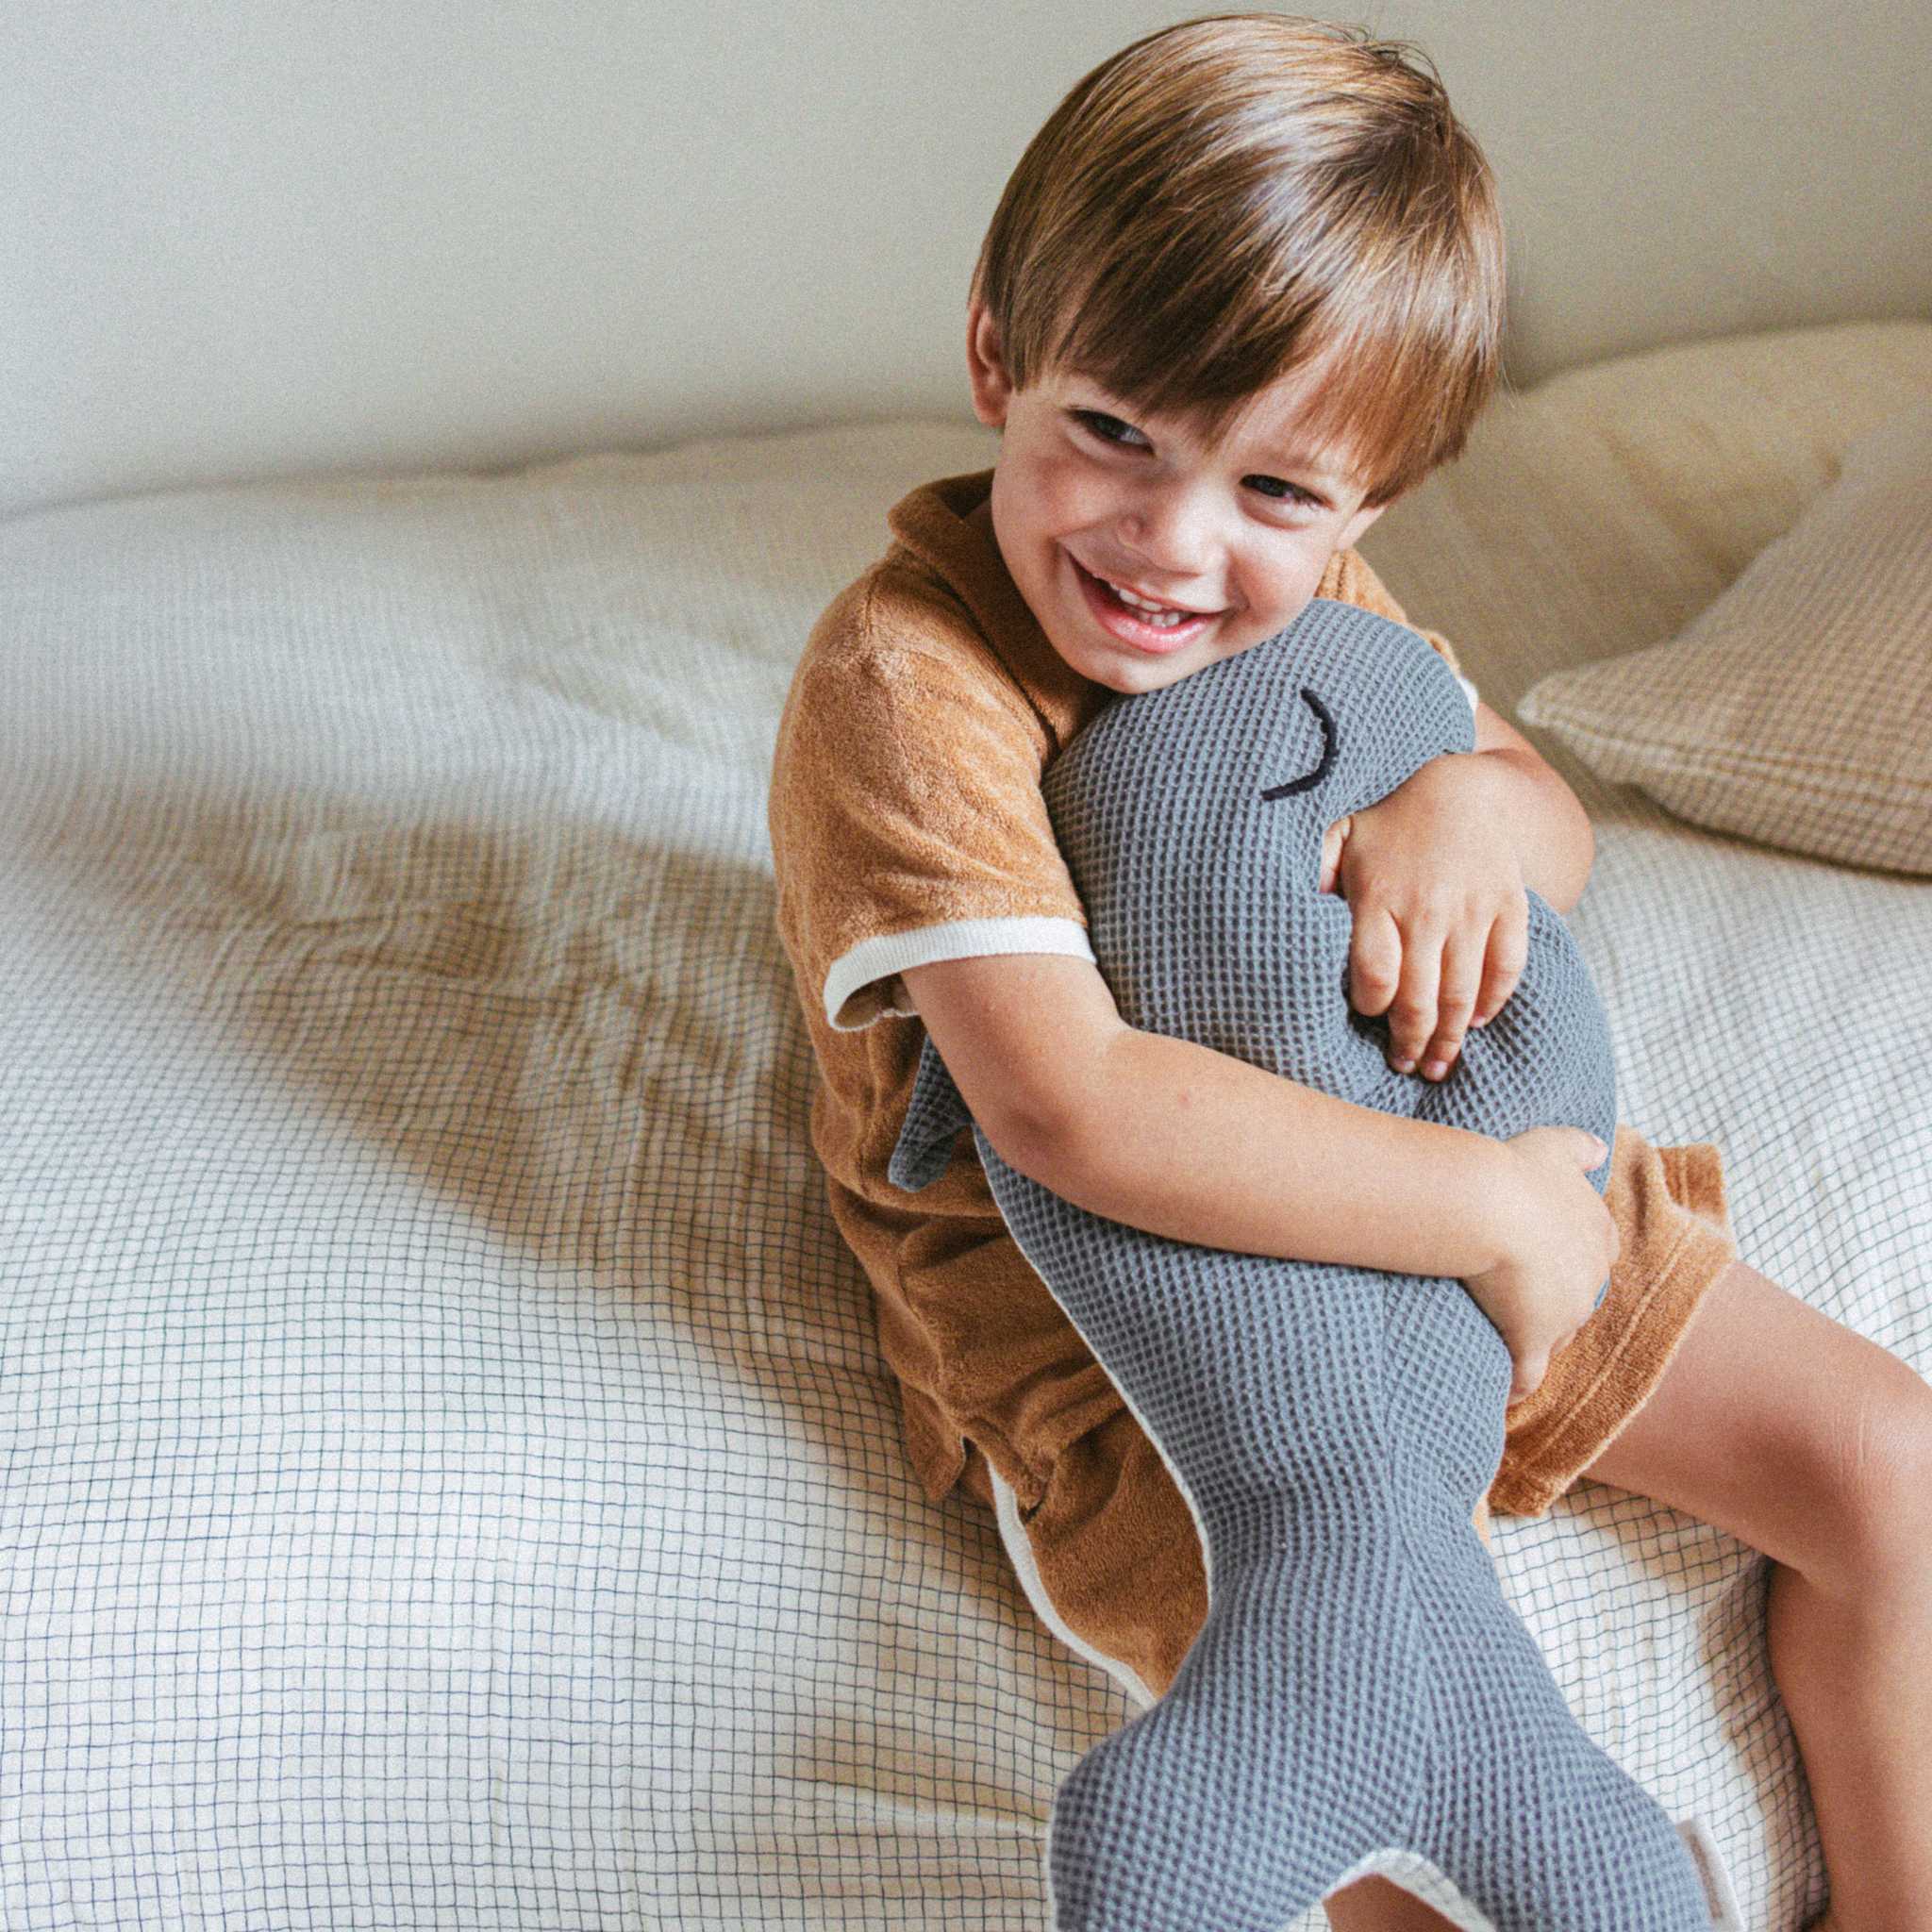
[973,13,1507,503]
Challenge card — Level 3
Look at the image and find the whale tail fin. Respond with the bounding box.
[1406,1556,1718,1932]
[1044,1528,1714,1932]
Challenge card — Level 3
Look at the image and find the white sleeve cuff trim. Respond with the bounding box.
[824,916,1096,1032]
[1457,673,1480,715]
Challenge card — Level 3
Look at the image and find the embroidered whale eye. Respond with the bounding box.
[1260,689,1338,800]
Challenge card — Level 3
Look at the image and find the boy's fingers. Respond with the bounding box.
[1385,921,1444,1069]
[1346,905,1403,1018]
[1472,894,1530,1025]
[1420,927,1483,1076]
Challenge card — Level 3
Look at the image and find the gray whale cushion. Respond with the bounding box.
[890,600,1708,1930]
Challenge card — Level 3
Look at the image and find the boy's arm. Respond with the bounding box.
[901,952,1498,1274]
[1465,699,1594,914]
[899,951,1616,1399]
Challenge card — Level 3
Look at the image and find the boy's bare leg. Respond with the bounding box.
[1326,1257,1932,1932]
[1322,1875,1460,1929]
[1578,1258,1932,1932]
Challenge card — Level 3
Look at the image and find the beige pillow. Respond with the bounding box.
[1517,407,1932,874]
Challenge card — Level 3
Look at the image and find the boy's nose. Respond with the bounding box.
[1119,483,1217,576]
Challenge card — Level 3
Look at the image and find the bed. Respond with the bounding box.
[4,316,1929,1930]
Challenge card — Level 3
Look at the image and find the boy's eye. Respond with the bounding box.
[1246,475,1322,510]
[1073,409,1147,449]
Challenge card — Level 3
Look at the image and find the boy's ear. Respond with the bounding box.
[965,300,1016,429]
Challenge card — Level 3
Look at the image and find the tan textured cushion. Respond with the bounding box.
[1515,407,1932,874]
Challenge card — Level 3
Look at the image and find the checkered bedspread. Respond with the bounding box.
[4,323,1929,1929]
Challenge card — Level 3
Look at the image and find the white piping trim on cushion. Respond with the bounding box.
[1674,1817,1746,1929]
[824,915,1094,1031]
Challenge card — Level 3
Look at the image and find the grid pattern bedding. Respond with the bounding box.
[3,320,1929,1930]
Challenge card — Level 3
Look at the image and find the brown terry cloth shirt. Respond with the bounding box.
[769,469,1737,1701]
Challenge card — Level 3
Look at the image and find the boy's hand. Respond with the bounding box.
[1319,753,1529,1080]
[1465,1124,1619,1403]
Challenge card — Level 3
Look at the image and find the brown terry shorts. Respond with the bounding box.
[949,1124,1737,1705]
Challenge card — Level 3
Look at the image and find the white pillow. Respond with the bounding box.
[1517,407,1932,874]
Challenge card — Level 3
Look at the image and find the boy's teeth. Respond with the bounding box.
[1108,579,1191,625]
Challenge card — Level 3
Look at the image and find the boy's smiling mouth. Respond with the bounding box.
[1069,553,1224,654]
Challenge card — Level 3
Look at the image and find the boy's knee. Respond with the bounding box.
[1811,1356,1932,1597]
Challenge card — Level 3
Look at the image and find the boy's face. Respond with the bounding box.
[965,301,1389,696]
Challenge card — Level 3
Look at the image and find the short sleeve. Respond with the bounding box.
[769,597,1095,1034]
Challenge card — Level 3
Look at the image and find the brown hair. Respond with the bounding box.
[971,13,1507,505]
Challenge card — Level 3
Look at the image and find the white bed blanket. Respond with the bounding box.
[3,322,1928,1930]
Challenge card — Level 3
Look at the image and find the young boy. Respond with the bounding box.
[767,17,1932,1928]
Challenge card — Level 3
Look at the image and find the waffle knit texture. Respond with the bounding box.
[889,600,1709,1930]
